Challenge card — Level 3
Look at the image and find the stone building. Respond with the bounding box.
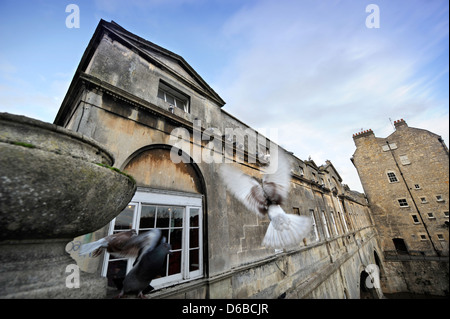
[55,20,383,298]
[351,119,449,296]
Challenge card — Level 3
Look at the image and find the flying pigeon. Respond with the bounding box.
[79,229,161,259]
[117,233,171,298]
[219,151,312,249]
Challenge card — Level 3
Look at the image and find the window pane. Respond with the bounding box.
[170,228,183,250]
[107,259,127,289]
[190,208,199,227]
[190,228,199,248]
[161,229,170,244]
[156,206,171,228]
[172,207,184,227]
[140,205,156,228]
[114,205,135,230]
[175,98,186,111]
[189,249,199,272]
[157,89,165,100]
[166,94,175,105]
[168,250,182,276]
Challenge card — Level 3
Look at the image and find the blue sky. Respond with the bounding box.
[1,0,448,192]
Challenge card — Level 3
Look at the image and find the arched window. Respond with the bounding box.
[359,271,378,299]
[102,146,205,291]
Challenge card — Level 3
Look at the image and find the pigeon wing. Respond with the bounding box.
[103,230,139,258]
[128,228,162,265]
[219,164,268,217]
[262,151,291,204]
[80,230,136,257]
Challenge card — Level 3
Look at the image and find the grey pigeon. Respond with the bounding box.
[219,151,312,249]
[79,229,161,259]
[117,232,171,298]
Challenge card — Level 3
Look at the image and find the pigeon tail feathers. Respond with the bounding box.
[79,238,108,256]
[262,205,312,249]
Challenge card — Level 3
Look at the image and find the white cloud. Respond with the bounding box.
[214,0,448,192]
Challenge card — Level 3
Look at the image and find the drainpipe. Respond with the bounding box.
[385,141,440,257]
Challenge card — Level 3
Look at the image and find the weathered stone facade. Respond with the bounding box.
[55,20,383,299]
[352,119,449,296]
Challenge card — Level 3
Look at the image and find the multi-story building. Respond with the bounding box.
[352,119,449,295]
[54,20,383,299]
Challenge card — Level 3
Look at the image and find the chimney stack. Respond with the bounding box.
[394,118,407,130]
[352,129,374,140]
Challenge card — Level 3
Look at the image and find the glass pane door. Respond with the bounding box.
[104,203,137,289]
[187,207,202,277]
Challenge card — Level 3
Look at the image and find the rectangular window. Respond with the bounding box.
[437,234,445,241]
[321,210,330,238]
[157,81,190,113]
[444,211,449,218]
[329,211,339,236]
[420,197,428,204]
[419,234,427,241]
[293,207,300,215]
[436,195,444,202]
[382,143,397,151]
[427,212,435,219]
[387,172,398,183]
[102,190,203,291]
[414,184,421,190]
[411,215,420,224]
[309,209,319,242]
[399,155,411,165]
[398,199,409,207]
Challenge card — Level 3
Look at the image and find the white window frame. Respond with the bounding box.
[410,214,420,224]
[321,210,330,238]
[336,199,349,233]
[329,211,339,236]
[157,82,190,113]
[387,171,399,183]
[398,198,409,207]
[101,189,203,290]
[399,155,411,165]
[309,209,319,242]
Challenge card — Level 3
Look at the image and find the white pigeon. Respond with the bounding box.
[219,151,312,249]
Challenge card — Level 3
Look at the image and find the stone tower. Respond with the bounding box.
[351,119,449,296]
